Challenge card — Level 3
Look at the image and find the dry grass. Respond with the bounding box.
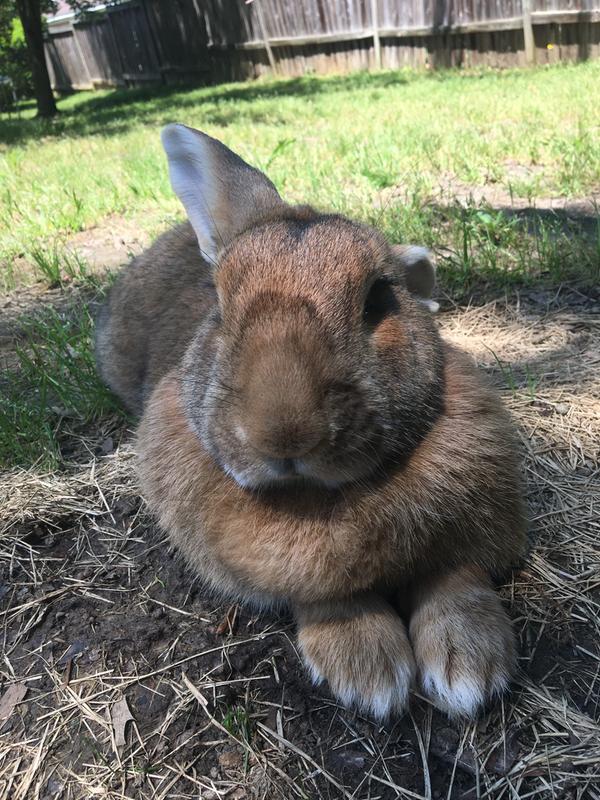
[1,286,599,799]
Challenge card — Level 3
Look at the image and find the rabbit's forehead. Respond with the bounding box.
[218,217,389,301]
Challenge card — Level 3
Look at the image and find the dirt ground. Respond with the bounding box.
[1,233,600,799]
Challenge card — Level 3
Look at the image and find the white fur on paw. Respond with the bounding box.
[420,664,509,717]
[410,577,515,718]
[302,651,414,720]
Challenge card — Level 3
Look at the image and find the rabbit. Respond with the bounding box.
[95,124,527,720]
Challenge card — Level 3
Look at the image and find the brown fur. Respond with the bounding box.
[296,593,416,718]
[409,566,516,715]
[95,223,214,414]
[137,348,525,604]
[96,126,527,719]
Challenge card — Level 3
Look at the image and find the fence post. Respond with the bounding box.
[140,0,165,83]
[254,0,277,74]
[522,0,536,64]
[370,0,382,68]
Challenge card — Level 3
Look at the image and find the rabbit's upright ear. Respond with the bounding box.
[161,124,285,264]
[391,245,439,312]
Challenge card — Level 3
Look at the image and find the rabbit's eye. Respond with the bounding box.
[363,278,398,325]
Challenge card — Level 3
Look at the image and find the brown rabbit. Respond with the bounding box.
[95,124,527,719]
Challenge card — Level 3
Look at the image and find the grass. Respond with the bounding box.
[1,61,599,469]
[1,62,600,294]
[1,63,600,798]
[26,243,99,289]
[0,297,125,469]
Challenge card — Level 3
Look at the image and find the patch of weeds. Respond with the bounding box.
[487,347,518,396]
[525,366,540,400]
[222,705,252,743]
[485,348,540,400]
[437,203,523,288]
[532,218,600,285]
[0,303,126,469]
[555,124,600,196]
[435,202,600,292]
[27,243,97,289]
[262,137,297,171]
[374,188,439,249]
[506,178,541,203]
[361,164,397,190]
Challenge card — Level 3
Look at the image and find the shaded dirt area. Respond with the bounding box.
[1,287,600,799]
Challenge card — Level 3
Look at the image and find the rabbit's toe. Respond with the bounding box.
[296,594,416,720]
[410,567,515,718]
[418,656,509,718]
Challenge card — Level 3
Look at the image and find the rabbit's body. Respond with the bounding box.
[95,223,214,414]
[96,125,527,720]
[137,347,523,607]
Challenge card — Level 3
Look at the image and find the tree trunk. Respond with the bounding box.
[16,0,58,118]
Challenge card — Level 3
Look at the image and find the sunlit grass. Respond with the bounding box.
[1,62,599,291]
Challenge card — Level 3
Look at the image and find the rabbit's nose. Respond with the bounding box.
[246,414,325,461]
[241,344,328,460]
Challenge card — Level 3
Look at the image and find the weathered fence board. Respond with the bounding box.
[45,0,600,91]
[74,15,125,87]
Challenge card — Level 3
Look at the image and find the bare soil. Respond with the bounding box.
[63,216,152,273]
[1,284,599,799]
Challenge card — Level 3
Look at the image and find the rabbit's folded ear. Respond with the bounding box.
[391,245,439,312]
[161,124,285,264]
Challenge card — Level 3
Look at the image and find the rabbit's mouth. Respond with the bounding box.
[219,449,379,492]
[264,457,300,479]
[265,457,350,489]
[222,457,324,490]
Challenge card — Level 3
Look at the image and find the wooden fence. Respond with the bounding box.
[45,0,600,91]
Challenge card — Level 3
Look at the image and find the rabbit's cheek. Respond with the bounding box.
[372,316,407,350]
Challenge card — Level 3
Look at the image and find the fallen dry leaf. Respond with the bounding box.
[0,682,27,728]
[111,696,134,748]
[216,603,239,636]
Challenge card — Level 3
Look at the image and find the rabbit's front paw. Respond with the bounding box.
[296,594,416,720]
[409,566,515,717]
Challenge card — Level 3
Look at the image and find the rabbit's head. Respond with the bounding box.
[162,124,444,490]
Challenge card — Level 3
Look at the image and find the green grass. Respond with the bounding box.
[0,296,125,469]
[1,62,600,293]
[1,62,599,468]
[221,705,252,741]
[26,242,100,289]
